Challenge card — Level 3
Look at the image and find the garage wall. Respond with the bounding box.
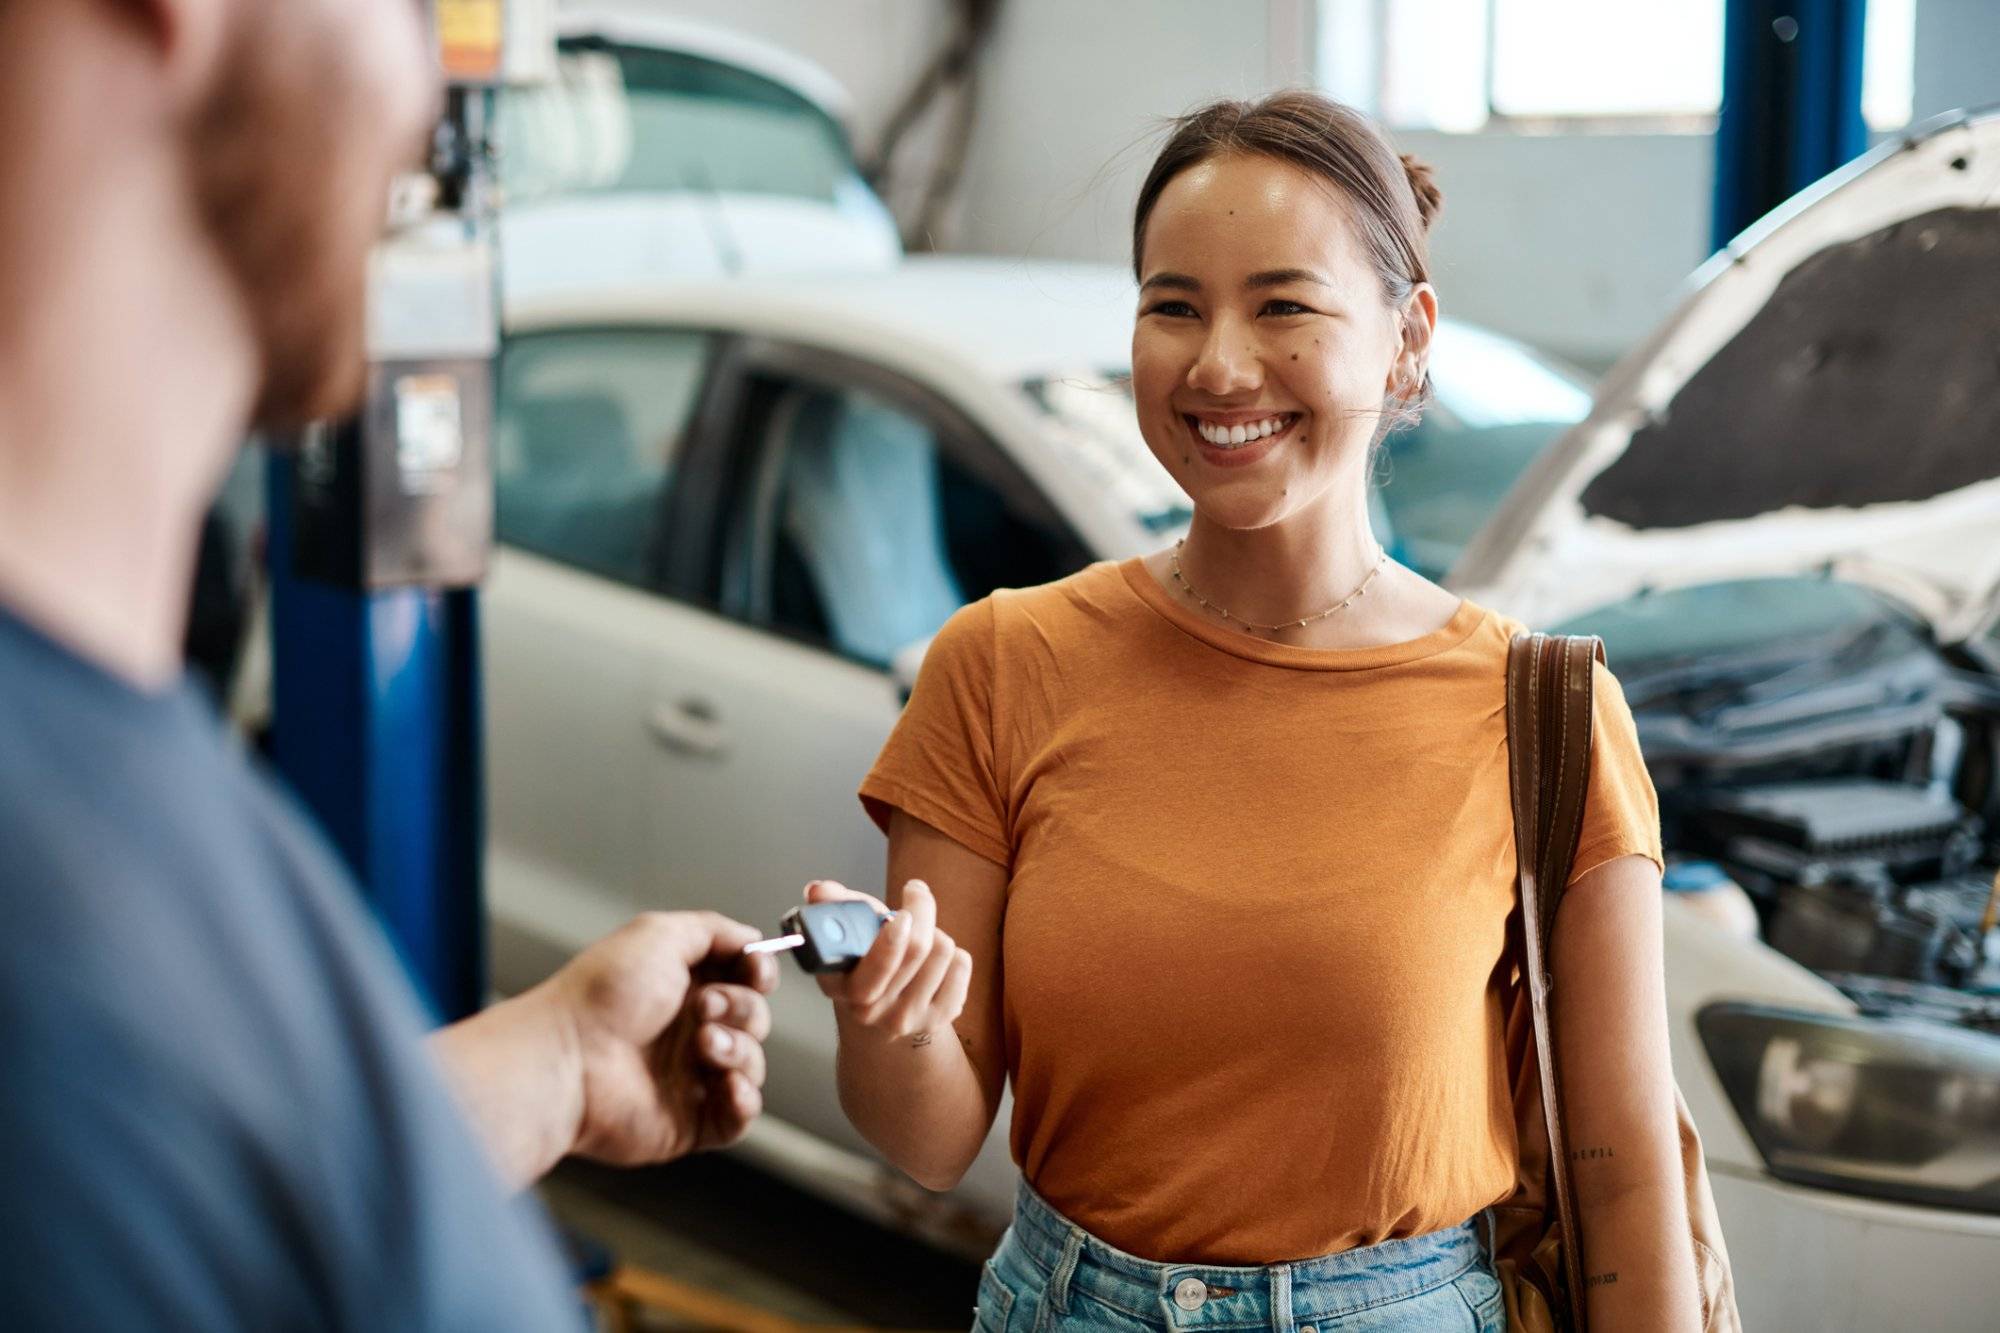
[938,0,1711,372]
[607,0,1700,367]
[618,0,1988,370]
[1913,0,2000,121]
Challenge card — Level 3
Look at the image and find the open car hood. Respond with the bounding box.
[1450,108,2000,643]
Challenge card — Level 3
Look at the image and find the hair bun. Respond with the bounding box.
[1400,153,1444,231]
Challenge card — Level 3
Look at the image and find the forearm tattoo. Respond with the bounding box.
[908,1031,935,1049]
[1584,1272,1619,1289]
[1570,1146,1615,1162]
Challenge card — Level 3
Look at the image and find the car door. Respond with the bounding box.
[482,323,731,991]
[636,339,1089,1157]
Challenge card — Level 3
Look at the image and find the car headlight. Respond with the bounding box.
[1697,1002,2000,1213]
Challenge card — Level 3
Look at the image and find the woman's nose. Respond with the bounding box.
[1186,320,1263,396]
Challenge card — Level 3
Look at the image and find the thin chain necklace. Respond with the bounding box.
[1169,539,1387,636]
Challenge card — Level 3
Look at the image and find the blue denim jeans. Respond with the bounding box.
[974,1181,1507,1332]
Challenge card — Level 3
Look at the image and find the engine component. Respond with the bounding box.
[1683,778,1980,886]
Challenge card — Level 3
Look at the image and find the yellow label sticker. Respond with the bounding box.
[435,0,503,82]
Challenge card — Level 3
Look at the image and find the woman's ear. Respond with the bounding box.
[1389,283,1439,399]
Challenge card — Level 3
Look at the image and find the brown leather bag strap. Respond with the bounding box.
[1506,631,1604,1331]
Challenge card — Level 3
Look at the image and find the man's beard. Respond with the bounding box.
[185,7,390,432]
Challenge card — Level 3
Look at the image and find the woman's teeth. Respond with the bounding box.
[1191,414,1295,448]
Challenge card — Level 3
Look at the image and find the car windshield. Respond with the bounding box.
[1551,577,1928,685]
[497,40,864,204]
[1375,323,1594,580]
[1022,373,1192,536]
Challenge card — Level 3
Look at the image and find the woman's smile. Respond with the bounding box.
[1181,409,1305,468]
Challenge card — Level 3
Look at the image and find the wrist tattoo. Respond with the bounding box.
[908,1031,935,1049]
[1570,1146,1615,1162]
[1584,1272,1618,1289]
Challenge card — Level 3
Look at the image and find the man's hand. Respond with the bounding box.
[431,911,778,1187]
[550,911,777,1166]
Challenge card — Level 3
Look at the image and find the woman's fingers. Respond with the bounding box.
[933,947,974,1025]
[845,907,913,1008]
[811,880,967,1036]
[880,882,937,1002]
[880,929,959,1034]
[805,879,885,913]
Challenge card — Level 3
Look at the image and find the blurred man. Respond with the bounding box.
[0,2,776,1326]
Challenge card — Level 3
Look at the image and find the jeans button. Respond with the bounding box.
[1173,1276,1207,1311]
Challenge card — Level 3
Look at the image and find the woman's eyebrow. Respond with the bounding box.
[1246,268,1330,289]
[1139,268,1331,293]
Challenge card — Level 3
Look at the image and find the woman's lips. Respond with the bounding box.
[1183,412,1302,469]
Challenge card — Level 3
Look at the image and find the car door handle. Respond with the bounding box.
[647,698,728,758]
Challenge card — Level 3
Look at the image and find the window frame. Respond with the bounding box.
[492,323,748,606]
[698,336,1091,671]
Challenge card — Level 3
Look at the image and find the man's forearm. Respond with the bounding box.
[429,989,583,1189]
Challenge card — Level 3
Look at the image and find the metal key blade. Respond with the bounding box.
[743,933,805,956]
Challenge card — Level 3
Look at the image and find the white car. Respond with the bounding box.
[495,5,901,295]
[483,112,2000,1330]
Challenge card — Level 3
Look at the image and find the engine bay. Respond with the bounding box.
[1642,651,2000,1036]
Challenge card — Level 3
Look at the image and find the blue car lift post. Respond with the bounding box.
[1712,0,1870,251]
[264,503,486,1024]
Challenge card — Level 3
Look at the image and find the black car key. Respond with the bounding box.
[742,901,886,974]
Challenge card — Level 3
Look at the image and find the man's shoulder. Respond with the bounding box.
[0,730,581,1330]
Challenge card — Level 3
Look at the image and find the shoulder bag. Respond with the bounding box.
[1490,631,1741,1332]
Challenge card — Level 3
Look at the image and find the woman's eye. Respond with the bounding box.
[1144,300,1198,318]
[1262,299,1310,317]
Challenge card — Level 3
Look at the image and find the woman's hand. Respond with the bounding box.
[806,879,973,1045]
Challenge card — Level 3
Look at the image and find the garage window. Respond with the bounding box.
[495,328,710,590]
[1320,0,1915,133]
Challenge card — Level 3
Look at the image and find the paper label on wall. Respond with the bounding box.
[395,374,464,495]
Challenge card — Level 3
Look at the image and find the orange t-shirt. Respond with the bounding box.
[859,558,1662,1265]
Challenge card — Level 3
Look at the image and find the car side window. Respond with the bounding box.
[730,374,1087,667]
[495,328,710,589]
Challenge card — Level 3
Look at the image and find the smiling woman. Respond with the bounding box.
[817,90,1718,1333]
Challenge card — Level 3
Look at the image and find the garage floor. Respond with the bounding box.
[539,1154,981,1330]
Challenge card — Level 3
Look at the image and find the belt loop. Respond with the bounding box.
[1272,1264,1293,1331]
[1044,1228,1083,1315]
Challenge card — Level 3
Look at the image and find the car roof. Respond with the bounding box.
[556,5,856,132]
[506,255,1144,384]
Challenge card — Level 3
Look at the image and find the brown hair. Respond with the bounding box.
[1131,91,1444,423]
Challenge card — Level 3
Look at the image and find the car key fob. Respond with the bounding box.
[745,901,886,974]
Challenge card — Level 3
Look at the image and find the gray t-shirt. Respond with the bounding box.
[0,604,580,1329]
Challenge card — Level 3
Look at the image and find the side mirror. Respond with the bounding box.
[890,636,934,705]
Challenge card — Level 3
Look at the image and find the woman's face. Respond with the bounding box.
[1131,152,1424,532]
